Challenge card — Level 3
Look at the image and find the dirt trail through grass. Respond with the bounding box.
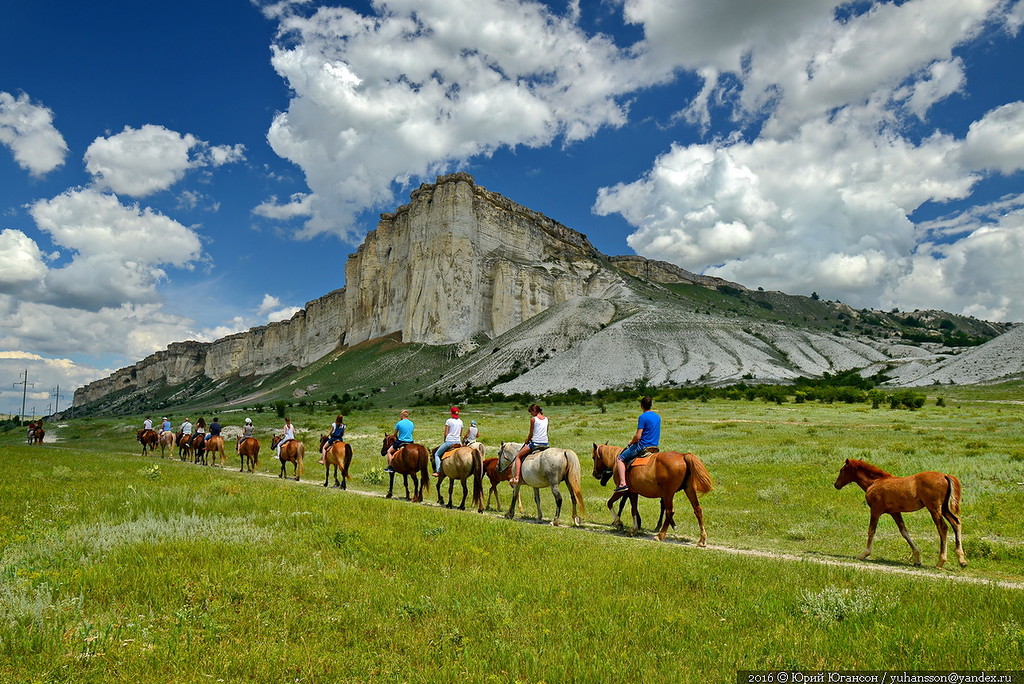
[226,458,1024,591]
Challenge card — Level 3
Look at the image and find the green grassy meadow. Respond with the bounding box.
[2,394,1023,682]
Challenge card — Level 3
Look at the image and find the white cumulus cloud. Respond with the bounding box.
[0,91,68,177]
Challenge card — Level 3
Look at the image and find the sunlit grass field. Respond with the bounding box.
[2,394,1023,681]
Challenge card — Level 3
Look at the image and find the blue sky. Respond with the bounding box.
[1,0,1022,417]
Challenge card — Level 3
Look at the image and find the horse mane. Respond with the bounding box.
[846,458,893,478]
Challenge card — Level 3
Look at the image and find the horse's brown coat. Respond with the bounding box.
[834,458,967,568]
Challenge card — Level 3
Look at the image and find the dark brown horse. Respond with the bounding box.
[482,457,523,513]
[189,433,207,465]
[271,434,304,481]
[834,458,967,568]
[381,434,430,503]
[319,435,353,489]
[31,425,45,445]
[237,436,260,473]
[136,429,158,456]
[592,443,712,543]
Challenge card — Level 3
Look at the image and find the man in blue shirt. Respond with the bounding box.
[385,409,415,473]
[614,396,661,492]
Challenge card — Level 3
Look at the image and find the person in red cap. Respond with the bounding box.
[432,406,465,476]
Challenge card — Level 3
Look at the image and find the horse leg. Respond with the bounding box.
[323,464,330,487]
[487,484,499,511]
[534,487,543,523]
[437,472,445,505]
[859,511,881,560]
[386,472,395,499]
[628,495,641,536]
[506,483,522,520]
[334,464,342,488]
[683,484,706,547]
[925,507,949,568]
[944,509,967,568]
[889,512,923,566]
[607,491,625,530]
[458,479,467,510]
[550,484,563,527]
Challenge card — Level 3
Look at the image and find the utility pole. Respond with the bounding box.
[51,384,64,417]
[13,369,32,425]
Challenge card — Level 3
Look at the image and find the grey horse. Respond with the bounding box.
[497,442,585,526]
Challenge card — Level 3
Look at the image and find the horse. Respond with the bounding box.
[834,458,967,568]
[497,443,585,526]
[591,443,712,544]
[482,457,523,513]
[204,435,227,467]
[31,424,45,445]
[237,437,260,473]
[271,434,304,481]
[158,431,175,458]
[435,442,484,512]
[136,429,158,456]
[176,432,192,461]
[319,435,353,489]
[381,434,430,503]
[189,433,207,465]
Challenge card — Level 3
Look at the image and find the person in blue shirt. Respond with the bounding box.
[614,396,661,493]
[385,409,414,473]
[206,416,222,442]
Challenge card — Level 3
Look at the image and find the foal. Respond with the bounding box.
[834,458,967,568]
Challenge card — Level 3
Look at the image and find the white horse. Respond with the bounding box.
[497,443,585,526]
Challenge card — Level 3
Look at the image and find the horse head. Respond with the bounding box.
[271,434,282,449]
[834,458,855,490]
[319,434,328,448]
[380,433,395,456]
[591,443,615,485]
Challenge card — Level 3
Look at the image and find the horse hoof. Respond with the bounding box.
[550,520,560,527]
[857,552,870,560]
[959,560,968,568]
[573,518,581,527]
[697,540,707,548]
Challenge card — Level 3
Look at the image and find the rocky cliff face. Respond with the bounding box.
[74,173,637,407]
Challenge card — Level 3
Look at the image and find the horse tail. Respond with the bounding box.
[683,452,713,495]
[253,442,260,470]
[942,474,962,526]
[472,444,484,509]
[344,442,354,475]
[564,450,586,517]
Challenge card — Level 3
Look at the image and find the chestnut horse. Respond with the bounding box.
[482,457,523,513]
[27,421,45,445]
[591,443,712,544]
[381,434,430,503]
[834,458,967,568]
[204,435,227,468]
[158,431,175,458]
[272,434,304,481]
[189,433,207,465]
[176,432,193,461]
[136,429,158,456]
[435,442,484,512]
[237,436,260,473]
[319,435,353,489]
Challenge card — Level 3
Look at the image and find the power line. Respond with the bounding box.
[13,369,33,425]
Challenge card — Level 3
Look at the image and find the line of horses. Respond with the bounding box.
[132,427,967,569]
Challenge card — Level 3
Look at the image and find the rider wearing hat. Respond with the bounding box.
[463,419,479,445]
[432,407,465,476]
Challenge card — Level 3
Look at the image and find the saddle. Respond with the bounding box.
[626,447,660,471]
[440,443,462,460]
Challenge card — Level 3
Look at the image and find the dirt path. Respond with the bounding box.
[183,454,1024,591]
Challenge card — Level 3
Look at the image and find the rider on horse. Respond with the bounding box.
[432,406,465,477]
[510,404,548,486]
[614,396,661,493]
[464,420,479,445]
[206,416,221,442]
[385,409,415,474]
[319,414,346,465]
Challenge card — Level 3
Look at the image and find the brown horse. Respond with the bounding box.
[482,457,523,513]
[158,431,175,458]
[381,434,430,503]
[189,433,207,465]
[237,437,260,473]
[31,424,45,445]
[592,443,712,544]
[176,432,193,461]
[319,435,353,489]
[435,443,484,512]
[204,435,227,467]
[136,429,158,456]
[271,434,304,480]
[834,458,967,568]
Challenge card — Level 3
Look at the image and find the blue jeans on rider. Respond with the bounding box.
[618,442,646,465]
[433,441,459,472]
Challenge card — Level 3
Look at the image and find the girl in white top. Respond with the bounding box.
[510,404,548,485]
[276,417,295,457]
[433,407,465,475]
